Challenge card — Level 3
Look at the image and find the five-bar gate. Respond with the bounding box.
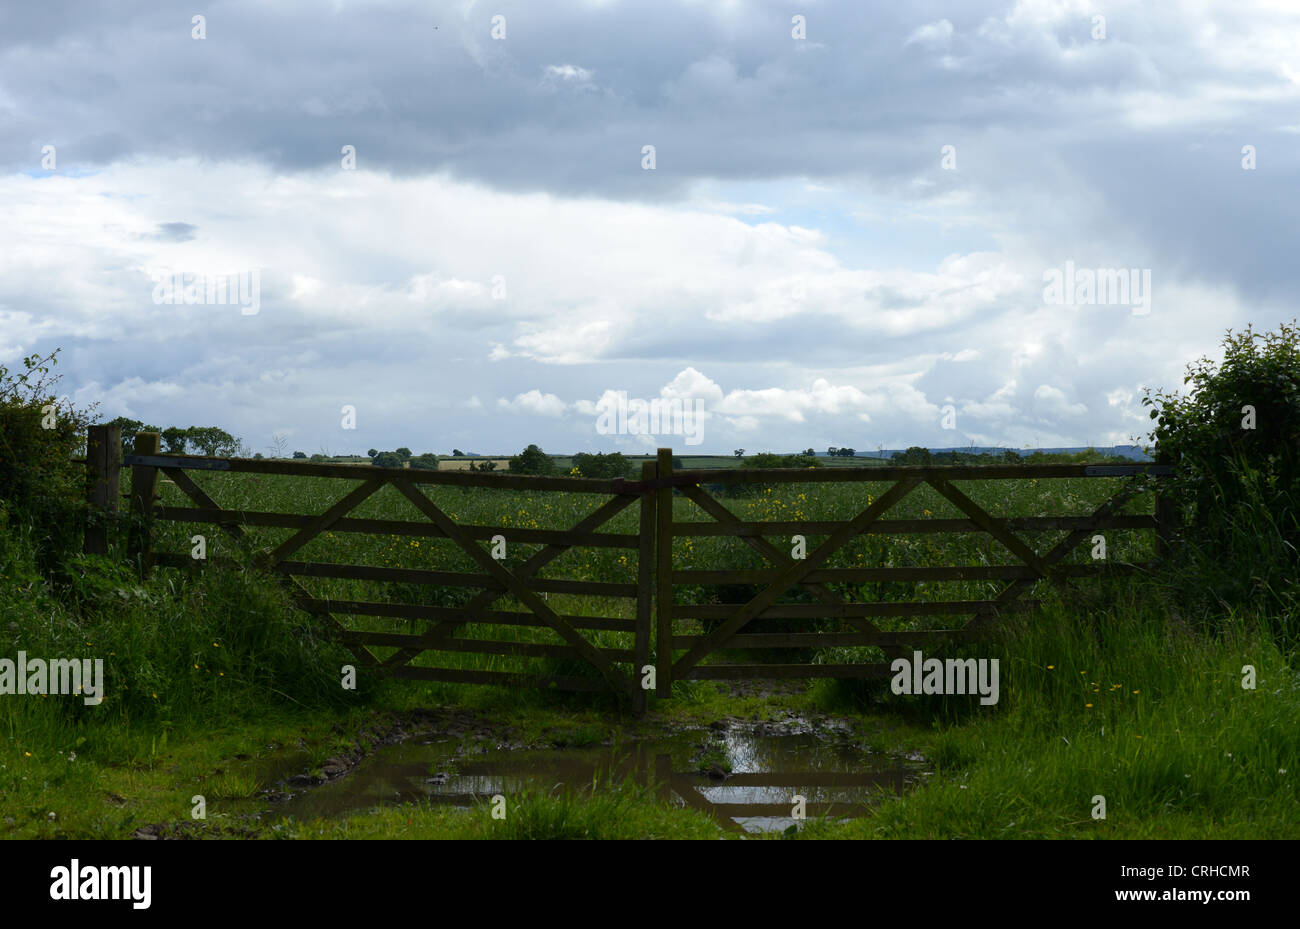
[84,426,1174,712]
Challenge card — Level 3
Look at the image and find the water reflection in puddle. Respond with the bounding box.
[273,730,923,834]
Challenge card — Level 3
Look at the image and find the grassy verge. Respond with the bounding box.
[793,587,1300,838]
[274,778,723,840]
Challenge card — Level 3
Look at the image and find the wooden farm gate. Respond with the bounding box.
[84,427,1174,711]
[88,426,660,711]
[648,448,1175,697]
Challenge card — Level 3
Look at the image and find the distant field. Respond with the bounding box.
[437,458,512,471]
[554,455,891,470]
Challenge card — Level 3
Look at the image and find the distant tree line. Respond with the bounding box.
[365,447,447,469]
[743,451,821,469]
[889,446,1134,466]
[108,418,244,457]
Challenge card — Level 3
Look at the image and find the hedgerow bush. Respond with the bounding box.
[1143,321,1300,642]
[0,350,96,569]
[1144,321,1300,533]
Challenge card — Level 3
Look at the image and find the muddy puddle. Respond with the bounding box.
[261,726,925,834]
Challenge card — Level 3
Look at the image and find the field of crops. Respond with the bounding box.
[145,469,1158,688]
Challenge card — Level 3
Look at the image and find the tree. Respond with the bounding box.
[837,447,856,457]
[452,448,464,457]
[828,447,837,456]
[371,451,403,468]
[162,426,190,454]
[1144,320,1300,546]
[891,446,932,465]
[509,444,556,476]
[292,451,307,459]
[366,448,378,458]
[572,452,634,479]
[734,449,745,458]
[396,447,412,459]
[186,426,239,456]
[805,448,815,456]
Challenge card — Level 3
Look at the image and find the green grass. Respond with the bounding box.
[2,462,1297,839]
[276,776,723,839]
[794,591,1300,838]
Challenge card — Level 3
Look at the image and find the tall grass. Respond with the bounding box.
[800,583,1300,837]
[0,514,369,767]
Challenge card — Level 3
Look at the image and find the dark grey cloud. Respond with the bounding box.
[151,222,197,242]
[3,0,1296,305]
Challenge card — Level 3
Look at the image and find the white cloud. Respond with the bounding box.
[1033,384,1087,417]
[497,390,567,418]
[660,367,725,404]
[904,19,954,48]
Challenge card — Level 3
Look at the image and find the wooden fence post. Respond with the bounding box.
[655,448,674,699]
[128,432,162,576]
[632,460,656,715]
[83,424,121,555]
[1154,453,1178,560]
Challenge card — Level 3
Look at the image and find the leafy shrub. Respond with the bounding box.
[0,351,96,569]
[570,452,634,479]
[1143,321,1300,640]
[1144,321,1300,535]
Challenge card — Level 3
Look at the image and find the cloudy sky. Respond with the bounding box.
[3,0,1297,457]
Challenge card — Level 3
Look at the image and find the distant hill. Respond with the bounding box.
[818,445,1152,461]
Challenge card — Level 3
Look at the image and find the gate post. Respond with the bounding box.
[632,460,656,715]
[128,432,162,577]
[84,424,121,555]
[655,448,674,699]
[1154,453,1179,560]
